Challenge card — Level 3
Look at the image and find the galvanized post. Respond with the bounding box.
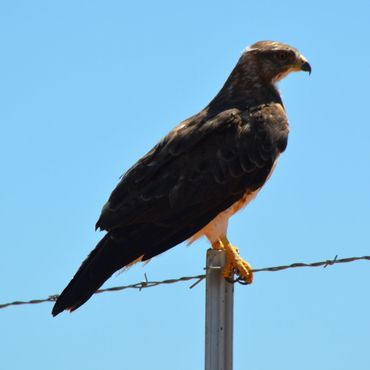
[205,249,234,370]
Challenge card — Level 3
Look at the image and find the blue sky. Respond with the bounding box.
[1,1,370,369]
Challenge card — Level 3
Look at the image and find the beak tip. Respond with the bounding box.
[301,61,312,75]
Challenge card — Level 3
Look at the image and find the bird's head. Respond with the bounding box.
[240,40,311,84]
[208,40,311,111]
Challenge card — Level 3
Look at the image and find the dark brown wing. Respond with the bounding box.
[52,105,288,315]
[96,104,288,258]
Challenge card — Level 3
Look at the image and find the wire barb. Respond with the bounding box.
[1,255,369,310]
[323,255,338,268]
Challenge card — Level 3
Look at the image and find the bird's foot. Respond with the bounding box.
[212,236,253,284]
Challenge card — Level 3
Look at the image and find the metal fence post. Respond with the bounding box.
[205,249,234,370]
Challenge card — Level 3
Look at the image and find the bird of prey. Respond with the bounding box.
[52,40,311,316]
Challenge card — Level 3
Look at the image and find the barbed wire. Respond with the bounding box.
[1,254,369,310]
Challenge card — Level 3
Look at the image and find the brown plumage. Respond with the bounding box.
[52,41,311,316]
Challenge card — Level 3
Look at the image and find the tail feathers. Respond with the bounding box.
[52,234,141,316]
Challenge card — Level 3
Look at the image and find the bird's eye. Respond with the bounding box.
[277,51,289,60]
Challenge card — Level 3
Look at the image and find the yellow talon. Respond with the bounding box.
[212,236,253,284]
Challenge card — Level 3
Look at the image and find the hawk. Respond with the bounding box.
[52,41,311,316]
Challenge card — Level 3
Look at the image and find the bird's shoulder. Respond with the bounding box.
[243,102,289,152]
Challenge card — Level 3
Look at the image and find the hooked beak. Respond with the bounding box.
[300,56,311,74]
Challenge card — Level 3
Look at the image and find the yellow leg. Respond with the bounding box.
[212,236,253,284]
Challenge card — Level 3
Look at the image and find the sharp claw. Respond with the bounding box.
[223,242,253,284]
[212,237,253,284]
[225,276,240,283]
[237,278,251,285]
